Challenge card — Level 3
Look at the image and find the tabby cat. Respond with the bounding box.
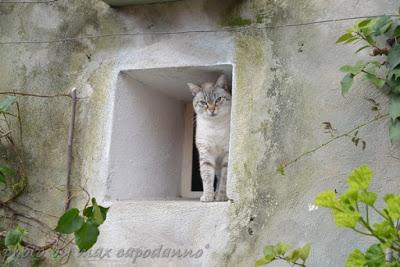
[187,74,231,202]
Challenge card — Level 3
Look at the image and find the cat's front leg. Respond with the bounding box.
[199,158,215,202]
[215,153,228,202]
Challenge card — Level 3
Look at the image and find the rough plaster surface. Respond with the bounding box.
[1,0,400,266]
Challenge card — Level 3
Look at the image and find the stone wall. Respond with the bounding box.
[0,0,399,266]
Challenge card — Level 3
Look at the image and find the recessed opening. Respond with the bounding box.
[107,65,233,201]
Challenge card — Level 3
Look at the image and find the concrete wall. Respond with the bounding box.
[1,0,399,266]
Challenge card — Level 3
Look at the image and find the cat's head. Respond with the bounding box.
[187,74,231,119]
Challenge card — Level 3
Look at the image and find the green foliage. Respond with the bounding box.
[255,242,311,266]
[259,165,400,266]
[55,198,109,252]
[337,15,400,142]
[316,165,400,266]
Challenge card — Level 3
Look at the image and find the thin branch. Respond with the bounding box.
[0,91,71,98]
[64,88,77,211]
[276,256,306,267]
[284,113,388,168]
[0,203,53,231]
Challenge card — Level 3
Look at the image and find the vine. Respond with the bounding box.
[0,91,108,266]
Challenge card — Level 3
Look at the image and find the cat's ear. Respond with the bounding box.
[215,74,227,90]
[187,83,201,96]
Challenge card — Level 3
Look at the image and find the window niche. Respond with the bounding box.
[107,65,233,201]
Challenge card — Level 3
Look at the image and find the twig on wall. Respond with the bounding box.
[281,113,389,171]
[64,88,77,211]
[0,91,71,98]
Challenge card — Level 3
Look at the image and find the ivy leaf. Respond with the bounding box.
[274,242,288,255]
[365,244,385,267]
[263,245,277,260]
[388,44,400,70]
[0,96,16,113]
[385,194,400,219]
[74,222,100,252]
[364,73,385,88]
[388,69,400,80]
[347,164,373,190]
[255,257,274,266]
[340,61,366,75]
[371,15,392,36]
[394,25,400,38]
[358,191,377,206]
[346,249,366,267]
[389,119,400,143]
[389,95,400,121]
[337,33,355,43]
[5,225,26,247]
[298,243,311,262]
[286,248,301,263]
[373,221,397,242]
[341,73,354,95]
[332,209,361,228]
[55,208,84,234]
[315,191,338,208]
[83,198,109,226]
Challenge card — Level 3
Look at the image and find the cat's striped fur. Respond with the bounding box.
[187,75,231,202]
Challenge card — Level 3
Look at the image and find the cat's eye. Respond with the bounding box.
[199,100,207,106]
[215,97,223,103]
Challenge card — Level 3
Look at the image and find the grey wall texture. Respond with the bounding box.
[0,0,399,266]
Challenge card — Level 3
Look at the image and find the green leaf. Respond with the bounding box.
[55,208,84,234]
[340,61,366,75]
[255,257,274,266]
[355,45,371,53]
[341,73,354,95]
[0,96,16,112]
[358,191,377,206]
[347,164,373,190]
[364,73,385,88]
[346,249,366,267]
[365,244,385,267]
[83,199,109,226]
[286,248,301,263]
[298,243,311,262]
[388,44,400,70]
[371,15,392,36]
[389,119,400,143]
[385,194,400,219]
[394,25,400,38]
[373,221,396,242]
[332,209,361,228]
[357,19,372,28]
[337,33,355,43]
[390,95,400,121]
[388,69,400,80]
[263,245,276,260]
[74,222,99,252]
[315,190,338,208]
[5,225,26,247]
[274,242,288,255]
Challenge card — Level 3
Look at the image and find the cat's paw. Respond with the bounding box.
[215,193,228,202]
[200,194,214,202]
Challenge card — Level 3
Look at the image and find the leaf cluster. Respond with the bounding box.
[55,198,109,252]
[255,242,311,266]
[315,165,400,266]
[337,16,400,142]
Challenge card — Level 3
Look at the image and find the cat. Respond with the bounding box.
[187,74,231,202]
